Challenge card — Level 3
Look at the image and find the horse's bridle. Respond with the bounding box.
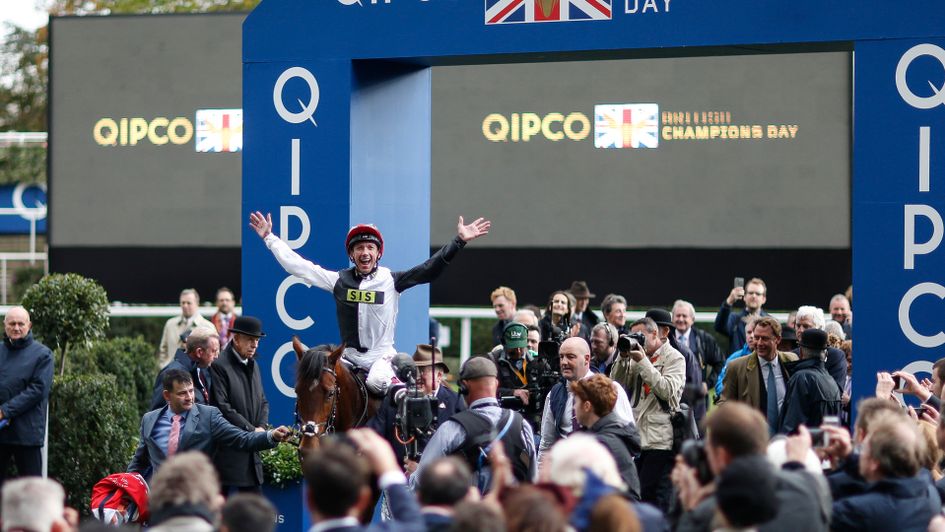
[295,359,370,443]
[296,366,339,440]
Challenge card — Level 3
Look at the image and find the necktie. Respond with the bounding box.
[198,370,210,403]
[570,397,582,433]
[766,363,779,434]
[167,414,182,456]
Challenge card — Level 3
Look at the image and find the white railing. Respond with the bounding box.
[0,304,789,363]
[0,252,48,304]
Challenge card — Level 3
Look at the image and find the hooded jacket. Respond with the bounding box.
[588,412,642,500]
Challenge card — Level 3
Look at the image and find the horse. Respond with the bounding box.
[292,338,380,451]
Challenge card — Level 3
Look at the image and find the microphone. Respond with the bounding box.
[391,353,418,385]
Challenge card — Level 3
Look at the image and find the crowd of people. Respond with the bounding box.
[2,212,944,532]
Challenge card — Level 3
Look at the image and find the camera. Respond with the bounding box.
[617,332,646,353]
[680,440,713,485]
[390,354,440,460]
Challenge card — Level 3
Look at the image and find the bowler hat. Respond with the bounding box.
[568,281,596,299]
[460,356,498,380]
[230,316,266,338]
[502,322,528,349]
[645,309,674,329]
[798,328,828,351]
[780,327,798,343]
[413,344,449,373]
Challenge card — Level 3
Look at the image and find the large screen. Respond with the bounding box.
[431,52,851,249]
[49,14,243,249]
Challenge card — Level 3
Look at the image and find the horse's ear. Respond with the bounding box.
[329,344,345,365]
[292,336,307,361]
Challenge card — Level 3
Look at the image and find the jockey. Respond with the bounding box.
[250,212,490,394]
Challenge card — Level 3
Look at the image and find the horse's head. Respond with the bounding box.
[294,338,344,449]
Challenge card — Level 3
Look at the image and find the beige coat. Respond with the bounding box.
[611,341,685,451]
[158,313,212,368]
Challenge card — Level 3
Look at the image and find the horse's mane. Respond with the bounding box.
[296,343,338,389]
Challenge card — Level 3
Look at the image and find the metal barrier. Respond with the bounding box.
[0,304,788,365]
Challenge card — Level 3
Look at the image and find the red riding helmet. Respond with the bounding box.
[345,224,384,257]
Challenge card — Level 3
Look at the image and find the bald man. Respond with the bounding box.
[0,306,53,484]
[537,337,635,463]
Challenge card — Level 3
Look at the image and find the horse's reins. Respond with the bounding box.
[294,357,371,448]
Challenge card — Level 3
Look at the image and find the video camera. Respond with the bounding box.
[499,332,562,427]
[390,354,439,461]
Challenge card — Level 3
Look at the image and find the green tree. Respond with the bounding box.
[0,23,47,132]
[21,273,110,375]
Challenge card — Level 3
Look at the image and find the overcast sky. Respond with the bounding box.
[2,1,49,31]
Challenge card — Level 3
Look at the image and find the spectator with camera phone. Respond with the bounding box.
[611,317,685,511]
[672,403,829,532]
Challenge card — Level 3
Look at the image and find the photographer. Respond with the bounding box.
[777,329,842,434]
[366,345,464,470]
[610,317,685,511]
[410,357,535,494]
[539,291,585,342]
[672,403,829,532]
[493,322,535,409]
[537,338,634,464]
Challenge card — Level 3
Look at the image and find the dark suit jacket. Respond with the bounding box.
[209,343,270,487]
[150,350,211,410]
[366,386,465,465]
[127,403,273,479]
[718,351,798,412]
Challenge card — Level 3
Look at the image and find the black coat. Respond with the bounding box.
[777,357,842,434]
[832,476,938,532]
[0,333,53,447]
[588,412,642,501]
[209,343,270,487]
[366,385,465,465]
[791,346,847,394]
[677,463,830,532]
[150,350,212,410]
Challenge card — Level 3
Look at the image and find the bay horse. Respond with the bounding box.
[292,338,379,451]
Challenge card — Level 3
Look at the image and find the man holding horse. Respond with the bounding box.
[250,211,490,394]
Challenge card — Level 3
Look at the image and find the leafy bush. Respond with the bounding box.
[107,316,167,343]
[261,441,303,488]
[22,273,109,375]
[68,336,158,416]
[48,374,139,514]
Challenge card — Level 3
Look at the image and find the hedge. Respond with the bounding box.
[68,336,158,416]
[48,374,139,514]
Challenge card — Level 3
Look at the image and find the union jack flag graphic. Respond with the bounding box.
[485,0,612,25]
[594,104,659,149]
[195,109,243,153]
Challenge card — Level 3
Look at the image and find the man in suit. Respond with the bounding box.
[304,428,424,531]
[366,344,465,469]
[150,327,219,410]
[128,369,290,479]
[209,315,270,494]
[718,316,798,435]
